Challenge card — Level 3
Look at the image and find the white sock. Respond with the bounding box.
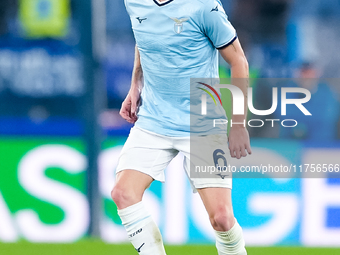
[118,202,166,255]
[215,218,247,255]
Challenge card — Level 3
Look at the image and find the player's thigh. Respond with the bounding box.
[113,169,154,209]
[116,169,153,191]
[197,187,233,216]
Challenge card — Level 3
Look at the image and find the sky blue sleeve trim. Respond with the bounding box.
[216,35,238,50]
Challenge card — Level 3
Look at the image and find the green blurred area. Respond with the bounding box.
[0,137,85,224]
[19,0,70,38]
[1,241,340,255]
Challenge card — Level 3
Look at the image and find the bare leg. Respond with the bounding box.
[111,169,153,209]
[197,187,235,231]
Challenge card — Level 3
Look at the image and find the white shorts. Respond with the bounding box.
[116,127,232,192]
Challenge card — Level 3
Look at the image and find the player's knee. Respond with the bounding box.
[210,207,235,231]
[110,185,121,205]
[111,185,136,209]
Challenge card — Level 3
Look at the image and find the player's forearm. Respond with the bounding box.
[130,45,143,92]
[219,39,249,125]
[230,57,249,124]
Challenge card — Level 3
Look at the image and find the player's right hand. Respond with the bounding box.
[119,88,141,124]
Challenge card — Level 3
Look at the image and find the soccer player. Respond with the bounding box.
[111,0,252,254]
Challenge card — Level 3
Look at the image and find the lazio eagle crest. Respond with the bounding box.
[170,17,189,34]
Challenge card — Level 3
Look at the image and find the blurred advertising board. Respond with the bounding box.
[0,39,84,98]
[0,136,339,246]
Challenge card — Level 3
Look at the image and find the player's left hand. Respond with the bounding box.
[228,126,252,159]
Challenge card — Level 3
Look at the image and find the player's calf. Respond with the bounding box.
[215,218,247,255]
[111,170,166,254]
[118,201,167,255]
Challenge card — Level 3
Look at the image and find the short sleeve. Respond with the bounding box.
[201,0,237,49]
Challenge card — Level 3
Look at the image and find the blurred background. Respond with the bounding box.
[0,0,340,250]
